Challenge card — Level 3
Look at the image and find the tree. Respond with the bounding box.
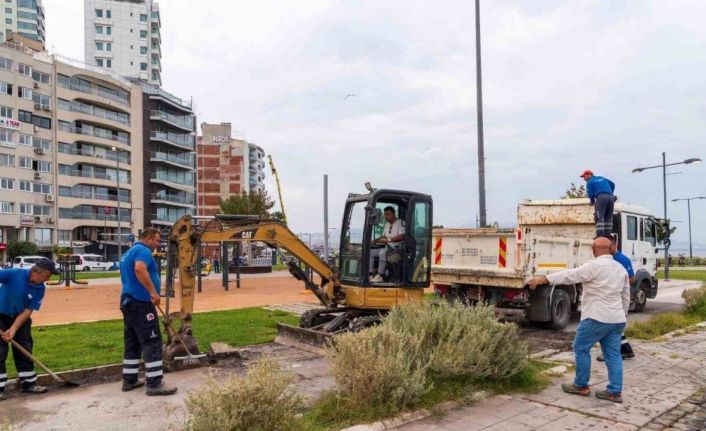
[219,190,275,218]
[561,183,587,199]
[7,241,37,259]
[52,244,72,259]
[271,211,287,225]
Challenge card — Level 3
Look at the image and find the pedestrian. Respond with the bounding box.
[597,234,635,361]
[0,258,58,400]
[213,256,220,273]
[580,170,616,238]
[119,227,177,396]
[528,237,630,403]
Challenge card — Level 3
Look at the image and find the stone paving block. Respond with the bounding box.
[472,399,537,420]
[507,406,567,428]
[482,420,533,431]
[536,412,601,431]
[433,415,501,431]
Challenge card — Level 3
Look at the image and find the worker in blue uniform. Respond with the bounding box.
[581,170,616,238]
[0,258,57,399]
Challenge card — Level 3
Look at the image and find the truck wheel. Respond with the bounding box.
[632,282,649,313]
[546,289,571,330]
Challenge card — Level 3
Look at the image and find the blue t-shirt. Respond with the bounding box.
[613,251,635,278]
[0,268,46,316]
[587,176,615,202]
[120,242,160,302]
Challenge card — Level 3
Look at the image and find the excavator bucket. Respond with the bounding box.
[274,323,331,353]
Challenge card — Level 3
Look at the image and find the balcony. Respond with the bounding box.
[58,99,130,125]
[60,168,130,184]
[59,123,129,145]
[140,83,190,110]
[60,211,131,222]
[150,130,194,150]
[151,192,194,207]
[151,171,194,187]
[149,110,194,132]
[59,189,129,203]
[149,151,194,170]
[58,146,130,165]
[57,76,130,106]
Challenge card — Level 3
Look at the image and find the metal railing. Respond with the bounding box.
[58,146,130,164]
[60,168,130,184]
[59,123,129,145]
[59,190,129,202]
[59,99,129,125]
[151,171,194,186]
[150,131,194,150]
[149,151,194,169]
[149,110,194,130]
[152,192,195,205]
[141,82,191,108]
[59,211,131,222]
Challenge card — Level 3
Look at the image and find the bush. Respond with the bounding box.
[7,241,37,259]
[682,286,706,315]
[384,302,528,379]
[1,420,15,431]
[180,356,303,431]
[326,325,429,410]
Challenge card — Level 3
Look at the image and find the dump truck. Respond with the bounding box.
[431,199,668,330]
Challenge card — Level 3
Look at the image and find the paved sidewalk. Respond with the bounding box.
[394,328,706,431]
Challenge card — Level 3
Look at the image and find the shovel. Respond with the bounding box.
[0,328,80,388]
[156,304,208,367]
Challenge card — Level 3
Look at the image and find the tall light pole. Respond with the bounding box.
[672,197,706,260]
[112,146,126,261]
[475,0,487,227]
[632,154,701,280]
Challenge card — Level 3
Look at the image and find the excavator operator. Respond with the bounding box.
[370,206,405,283]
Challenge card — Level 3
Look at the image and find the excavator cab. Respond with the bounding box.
[339,189,433,304]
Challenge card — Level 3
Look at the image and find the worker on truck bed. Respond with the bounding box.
[581,170,616,238]
[370,206,405,283]
[119,227,177,396]
[528,237,630,404]
[0,258,58,400]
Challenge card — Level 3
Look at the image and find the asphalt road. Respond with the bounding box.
[564,279,702,333]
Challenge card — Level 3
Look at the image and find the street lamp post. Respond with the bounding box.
[632,153,701,280]
[672,197,706,260]
[112,147,125,261]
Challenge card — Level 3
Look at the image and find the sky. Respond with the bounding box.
[44,0,706,249]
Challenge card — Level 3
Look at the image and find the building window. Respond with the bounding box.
[106,42,111,51]
[140,14,147,22]
[33,205,50,216]
[0,177,12,190]
[18,63,31,76]
[140,62,147,71]
[32,113,51,129]
[31,70,50,84]
[31,92,50,106]
[96,58,104,67]
[19,134,31,146]
[106,10,111,19]
[5,18,11,25]
[0,130,14,146]
[19,180,30,191]
[33,138,50,150]
[19,87,32,100]
[4,8,10,13]
[0,154,13,166]
[18,110,33,124]
[34,160,51,173]
[96,41,104,51]
[19,203,32,215]
[17,21,37,31]
[0,57,12,71]
[0,105,12,119]
[140,30,147,38]
[0,81,12,95]
[106,59,112,68]
[17,11,36,20]
[59,230,71,243]
[95,8,102,17]
[19,156,32,169]
[0,201,13,214]
[96,25,103,34]
[32,182,51,194]
[140,46,147,55]
[34,228,51,245]
[106,26,112,35]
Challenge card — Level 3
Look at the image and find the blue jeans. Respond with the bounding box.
[573,318,626,394]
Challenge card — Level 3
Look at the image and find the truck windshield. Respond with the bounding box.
[340,201,366,282]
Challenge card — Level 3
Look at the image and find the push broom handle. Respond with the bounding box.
[155,304,196,357]
[0,328,65,383]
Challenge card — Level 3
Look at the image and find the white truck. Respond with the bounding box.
[431,199,668,329]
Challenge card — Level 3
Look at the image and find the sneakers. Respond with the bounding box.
[597,352,635,362]
[146,382,177,396]
[561,383,591,396]
[370,274,383,283]
[596,390,623,403]
[21,385,48,394]
[122,379,145,392]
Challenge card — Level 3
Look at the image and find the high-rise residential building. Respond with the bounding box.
[0,34,145,263]
[196,122,266,218]
[133,79,196,228]
[0,0,45,47]
[84,0,162,86]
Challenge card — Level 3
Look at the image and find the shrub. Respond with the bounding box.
[326,325,429,410]
[7,241,37,259]
[1,420,15,431]
[384,302,528,379]
[682,286,706,315]
[180,356,303,431]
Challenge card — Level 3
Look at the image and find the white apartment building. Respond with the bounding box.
[0,0,45,46]
[83,0,161,86]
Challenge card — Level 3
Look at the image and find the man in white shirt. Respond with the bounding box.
[370,206,405,283]
[528,237,630,404]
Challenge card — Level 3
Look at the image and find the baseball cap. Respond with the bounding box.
[579,170,593,178]
[34,257,59,275]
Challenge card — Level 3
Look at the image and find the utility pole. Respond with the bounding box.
[475,0,487,227]
[661,152,668,280]
[323,174,329,260]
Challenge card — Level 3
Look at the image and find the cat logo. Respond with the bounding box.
[241,231,253,239]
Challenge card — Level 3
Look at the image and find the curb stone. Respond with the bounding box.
[339,391,490,431]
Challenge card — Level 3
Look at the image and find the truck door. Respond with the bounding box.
[642,218,658,275]
[404,197,433,287]
[622,213,640,268]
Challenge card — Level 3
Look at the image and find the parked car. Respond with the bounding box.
[12,255,51,270]
[70,254,114,272]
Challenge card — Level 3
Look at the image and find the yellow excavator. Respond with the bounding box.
[162,189,433,363]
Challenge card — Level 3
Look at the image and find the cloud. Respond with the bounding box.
[45,0,706,248]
